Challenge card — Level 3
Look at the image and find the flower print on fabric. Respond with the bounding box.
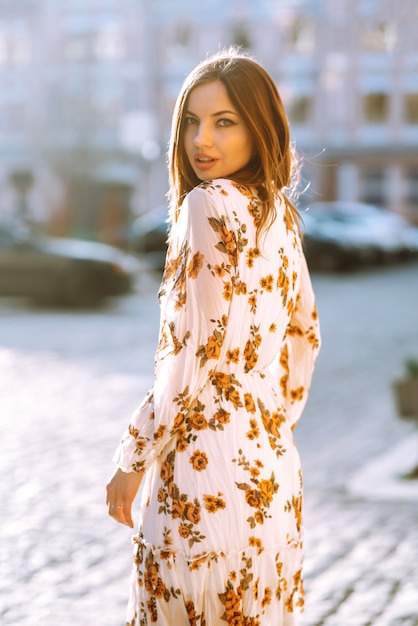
[114,178,320,625]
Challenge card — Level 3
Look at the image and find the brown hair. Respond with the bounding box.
[168,48,301,241]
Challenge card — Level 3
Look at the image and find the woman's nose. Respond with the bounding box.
[194,123,213,148]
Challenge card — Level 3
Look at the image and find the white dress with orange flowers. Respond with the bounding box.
[114,178,320,626]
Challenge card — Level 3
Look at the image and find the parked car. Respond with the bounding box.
[126,200,418,274]
[0,224,139,306]
[128,205,169,270]
[302,202,418,271]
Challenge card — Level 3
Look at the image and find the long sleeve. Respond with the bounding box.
[114,187,236,472]
[273,254,321,429]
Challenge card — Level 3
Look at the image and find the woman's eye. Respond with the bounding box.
[184,116,197,125]
[218,118,235,127]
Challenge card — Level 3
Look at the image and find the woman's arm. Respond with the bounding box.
[274,254,321,428]
[113,187,237,475]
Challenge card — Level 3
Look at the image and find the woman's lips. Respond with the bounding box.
[194,155,218,171]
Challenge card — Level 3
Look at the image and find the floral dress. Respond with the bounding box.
[114,178,321,626]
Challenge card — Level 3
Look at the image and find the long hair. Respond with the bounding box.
[168,49,301,241]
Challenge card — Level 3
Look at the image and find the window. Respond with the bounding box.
[405,93,418,125]
[0,25,30,66]
[359,168,386,206]
[94,23,125,61]
[167,23,192,60]
[47,78,92,134]
[362,21,396,53]
[62,14,124,63]
[93,86,122,132]
[48,74,122,138]
[0,81,27,134]
[363,92,388,123]
[286,15,315,55]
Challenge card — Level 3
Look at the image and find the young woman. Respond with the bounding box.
[106,49,321,626]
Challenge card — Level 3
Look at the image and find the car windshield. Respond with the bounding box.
[311,204,383,222]
[0,225,41,250]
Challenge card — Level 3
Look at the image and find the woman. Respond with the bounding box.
[106,49,320,626]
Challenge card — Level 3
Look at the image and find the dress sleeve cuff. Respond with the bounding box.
[112,433,141,473]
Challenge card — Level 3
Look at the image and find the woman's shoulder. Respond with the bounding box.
[186,178,257,205]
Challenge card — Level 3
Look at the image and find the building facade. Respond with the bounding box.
[0,0,417,242]
[148,0,418,220]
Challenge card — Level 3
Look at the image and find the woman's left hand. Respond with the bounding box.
[106,467,144,528]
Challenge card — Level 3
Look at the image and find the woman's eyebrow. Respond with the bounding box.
[185,109,239,117]
[213,109,239,117]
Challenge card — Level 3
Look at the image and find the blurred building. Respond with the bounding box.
[0,0,159,242]
[148,0,418,221]
[0,0,417,242]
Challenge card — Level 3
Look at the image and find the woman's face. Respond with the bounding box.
[183,80,254,182]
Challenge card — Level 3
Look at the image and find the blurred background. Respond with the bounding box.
[1,2,418,625]
[0,0,417,245]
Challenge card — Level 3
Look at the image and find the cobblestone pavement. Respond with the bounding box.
[1,262,417,626]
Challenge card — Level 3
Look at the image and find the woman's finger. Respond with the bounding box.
[122,502,134,528]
